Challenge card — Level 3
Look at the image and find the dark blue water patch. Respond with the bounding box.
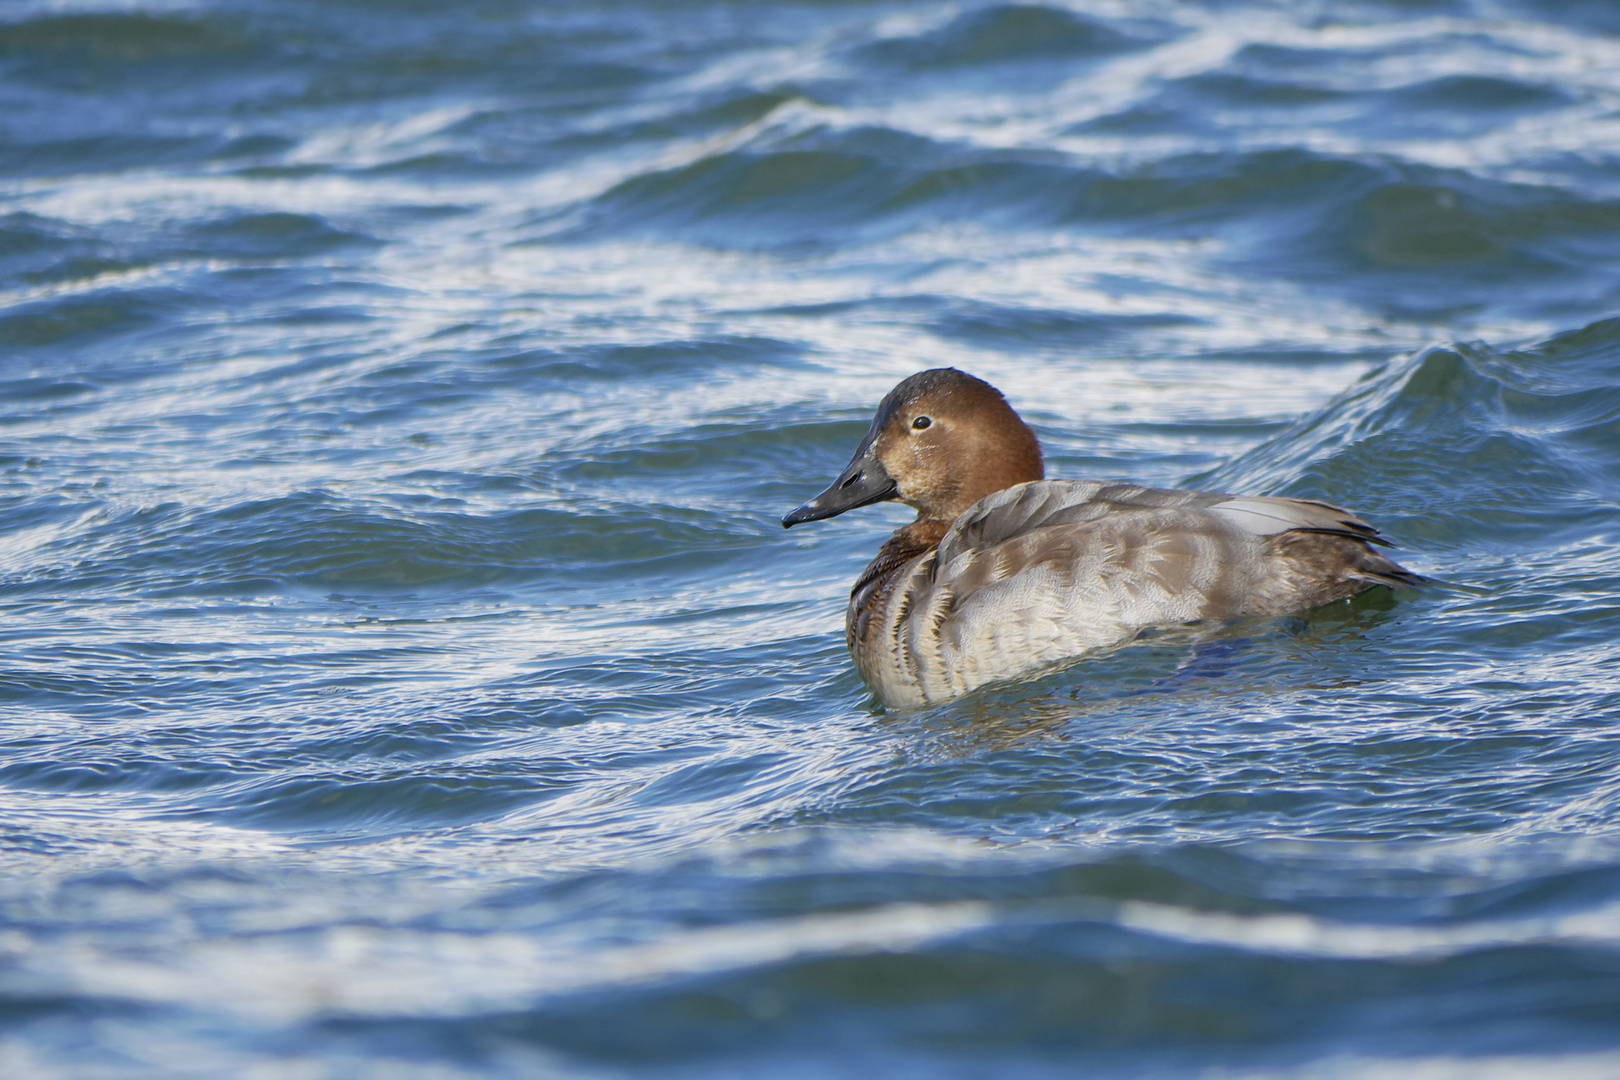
[734,293,950,322]
[0,377,97,415]
[297,54,659,116]
[1169,72,1350,111]
[208,0,682,115]
[1381,72,1575,118]
[1071,67,1344,133]
[1118,69,1576,142]
[0,213,153,298]
[243,304,382,331]
[1188,344,1401,368]
[563,129,1102,247]
[1061,148,1363,232]
[554,421,847,507]
[1503,316,1620,392]
[1061,150,1398,283]
[0,287,190,352]
[190,267,402,325]
[632,751,797,810]
[359,150,543,181]
[368,335,809,398]
[0,210,61,258]
[442,695,601,734]
[611,851,1298,935]
[1323,177,1613,272]
[567,137,929,246]
[851,4,1167,74]
[1216,160,1620,321]
[1224,30,1537,82]
[1507,0,1620,33]
[368,203,478,232]
[12,257,146,294]
[875,157,1100,232]
[0,130,231,179]
[0,747,246,798]
[0,658,235,720]
[0,12,257,89]
[1450,864,1620,923]
[225,162,336,182]
[184,212,383,262]
[211,132,299,161]
[0,985,155,1039]
[1068,104,1192,137]
[1071,74,1349,138]
[0,275,375,384]
[926,300,1205,354]
[542,87,813,160]
[0,3,672,111]
[0,212,97,282]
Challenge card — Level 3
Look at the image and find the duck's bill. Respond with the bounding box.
[781,456,897,527]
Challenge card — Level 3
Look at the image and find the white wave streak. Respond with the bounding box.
[1112,897,1620,959]
[13,894,1620,1024]
[1211,1049,1620,1080]
[14,900,997,1022]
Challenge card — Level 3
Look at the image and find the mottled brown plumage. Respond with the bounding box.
[783,368,1424,708]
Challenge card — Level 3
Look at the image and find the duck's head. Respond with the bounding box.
[782,367,1044,528]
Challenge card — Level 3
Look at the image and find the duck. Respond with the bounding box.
[782,367,1424,709]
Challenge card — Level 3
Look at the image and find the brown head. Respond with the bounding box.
[782,368,1044,528]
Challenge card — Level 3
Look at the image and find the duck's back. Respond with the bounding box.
[849,480,1420,707]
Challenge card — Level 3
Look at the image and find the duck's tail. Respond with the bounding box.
[1264,527,1435,601]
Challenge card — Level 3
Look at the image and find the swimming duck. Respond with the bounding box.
[782,368,1423,709]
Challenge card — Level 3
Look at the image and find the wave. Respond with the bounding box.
[185,211,382,260]
[1203,317,1620,553]
[1,489,763,598]
[852,4,1165,72]
[564,131,1620,322]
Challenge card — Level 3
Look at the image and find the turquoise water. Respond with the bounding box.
[4,0,1620,1075]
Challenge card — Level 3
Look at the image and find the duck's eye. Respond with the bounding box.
[911,415,932,430]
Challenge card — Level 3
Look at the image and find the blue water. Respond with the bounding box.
[4,0,1620,1075]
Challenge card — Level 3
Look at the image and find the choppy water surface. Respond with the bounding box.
[4,0,1620,1074]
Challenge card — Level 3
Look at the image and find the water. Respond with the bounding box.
[3,0,1620,1074]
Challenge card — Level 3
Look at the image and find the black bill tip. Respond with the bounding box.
[782,462,897,528]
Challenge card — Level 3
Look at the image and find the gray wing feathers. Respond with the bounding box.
[941,482,1389,559]
[865,481,1413,706]
[937,480,1238,566]
[1208,496,1387,545]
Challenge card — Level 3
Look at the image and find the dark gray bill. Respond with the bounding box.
[781,453,897,527]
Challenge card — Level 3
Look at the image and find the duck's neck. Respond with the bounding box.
[846,518,951,652]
